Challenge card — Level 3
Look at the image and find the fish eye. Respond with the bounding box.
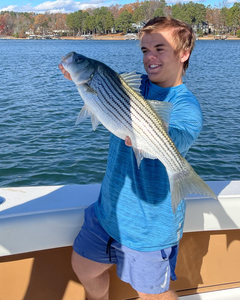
[76,57,82,63]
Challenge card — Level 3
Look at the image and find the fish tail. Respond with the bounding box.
[168,158,218,213]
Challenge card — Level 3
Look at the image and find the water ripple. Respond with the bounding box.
[0,39,239,187]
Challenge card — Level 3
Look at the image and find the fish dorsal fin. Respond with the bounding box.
[147,100,173,132]
[120,72,142,95]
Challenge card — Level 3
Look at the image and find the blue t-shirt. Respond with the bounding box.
[95,75,203,251]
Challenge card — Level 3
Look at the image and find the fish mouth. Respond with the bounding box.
[61,52,75,64]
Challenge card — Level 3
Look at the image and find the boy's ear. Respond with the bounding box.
[180,51,190,63]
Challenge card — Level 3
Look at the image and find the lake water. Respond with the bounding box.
[0,39,239,187]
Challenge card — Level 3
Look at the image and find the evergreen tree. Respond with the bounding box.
[115,10,133,33]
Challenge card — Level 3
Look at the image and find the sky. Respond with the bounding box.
[0,0,237,15]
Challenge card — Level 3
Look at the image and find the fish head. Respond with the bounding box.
[61,52,97,85]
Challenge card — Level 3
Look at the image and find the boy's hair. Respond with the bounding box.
[139,16,195,73]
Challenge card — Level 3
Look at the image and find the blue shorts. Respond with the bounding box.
[73,204,178,294]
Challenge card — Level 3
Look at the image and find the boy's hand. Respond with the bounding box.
[125,136,132,147]
[58,63,72,81]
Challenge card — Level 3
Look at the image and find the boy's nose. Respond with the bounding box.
[146,51,157,59]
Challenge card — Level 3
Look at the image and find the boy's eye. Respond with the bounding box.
[157,48,163,52]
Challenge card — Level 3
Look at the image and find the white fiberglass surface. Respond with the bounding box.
[179,288,240,300]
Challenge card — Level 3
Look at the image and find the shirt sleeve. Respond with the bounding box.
[168,92,203,156]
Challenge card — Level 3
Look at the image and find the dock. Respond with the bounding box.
[214,35,227,40]
[124,33,138,40]
[81,34,94,40]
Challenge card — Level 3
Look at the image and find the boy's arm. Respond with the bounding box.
[168,96,203,155]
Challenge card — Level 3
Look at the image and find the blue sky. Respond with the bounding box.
[0,0,237,14]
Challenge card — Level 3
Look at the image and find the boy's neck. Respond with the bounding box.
[152,77,183,88]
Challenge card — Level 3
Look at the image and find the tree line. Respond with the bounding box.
[1,1,240,38]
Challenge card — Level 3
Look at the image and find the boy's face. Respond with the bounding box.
[140,29,189,88]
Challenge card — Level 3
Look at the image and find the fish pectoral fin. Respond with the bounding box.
[147,101,173,132]
[83,83,98,95]
[91,114,100,131]
[75,105,92,125]
[133,147,157,169]
[75,104,101,130]
[120,72,142,95]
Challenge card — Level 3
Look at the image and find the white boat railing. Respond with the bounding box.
[0,181,240,299]
[0,181,239,257]
[180,287,240,300]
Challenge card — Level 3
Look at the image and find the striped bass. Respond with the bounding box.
[61,51,217,212]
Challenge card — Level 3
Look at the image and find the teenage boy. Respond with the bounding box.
[59,16,202,300]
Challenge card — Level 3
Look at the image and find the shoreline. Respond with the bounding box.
[1,34,240,41]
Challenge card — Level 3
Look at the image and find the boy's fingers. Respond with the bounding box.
[58,64,72,80]
[125,136,132,147]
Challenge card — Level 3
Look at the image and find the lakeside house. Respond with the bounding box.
[192,21,233,36]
